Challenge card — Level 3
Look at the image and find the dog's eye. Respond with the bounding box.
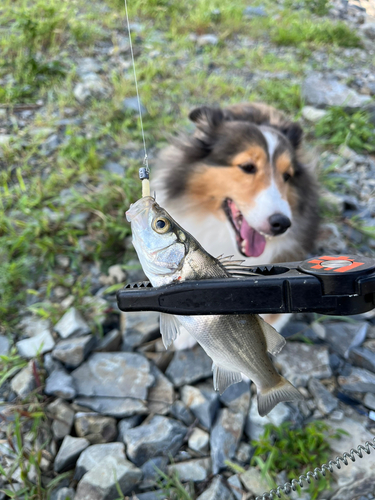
[239,163,257,174]
[283,172,292,182]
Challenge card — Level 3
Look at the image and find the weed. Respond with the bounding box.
[0,348,28,387]
[157,467,195,500]
[315,107,375,153]
[255,81,303,114]
[285,0,330,16]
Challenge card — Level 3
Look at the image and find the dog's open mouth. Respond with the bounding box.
[223,199,267,258]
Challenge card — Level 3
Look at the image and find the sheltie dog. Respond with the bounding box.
[153,102,319,348]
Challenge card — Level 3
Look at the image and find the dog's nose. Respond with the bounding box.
[269,214,291,235]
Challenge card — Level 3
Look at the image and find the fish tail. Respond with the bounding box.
[257,377,304,417]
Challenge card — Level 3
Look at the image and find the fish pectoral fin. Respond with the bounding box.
[212,364,243,394]
[160,313,182,349]
[257,315,286,355]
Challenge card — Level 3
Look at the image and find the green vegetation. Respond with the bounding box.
[157,468,194,500]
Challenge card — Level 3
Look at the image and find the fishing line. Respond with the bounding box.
[255,435,375,499]
[123,0,150,197]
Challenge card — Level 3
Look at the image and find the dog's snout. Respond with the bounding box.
[269,213,291,236]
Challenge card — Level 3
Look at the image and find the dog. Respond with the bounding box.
[153,102,319,349]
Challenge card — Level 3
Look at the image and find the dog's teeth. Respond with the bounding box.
[241,240,247,252]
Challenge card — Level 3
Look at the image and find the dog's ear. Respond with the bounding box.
[280,122,303,150]
[189,106,224,130]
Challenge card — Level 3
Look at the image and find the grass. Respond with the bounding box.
[157,468,195,500]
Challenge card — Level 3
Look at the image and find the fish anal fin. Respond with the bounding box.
[257,316,286,355]
[257,377,304,417]
[213,364,242,394]
[160,313,181,349]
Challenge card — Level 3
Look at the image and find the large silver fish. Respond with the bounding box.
[126,196,303,416]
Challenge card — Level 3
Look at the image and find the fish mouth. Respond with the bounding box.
[223,198,267,258]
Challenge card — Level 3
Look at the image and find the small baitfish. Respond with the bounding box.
[126,196,303,416]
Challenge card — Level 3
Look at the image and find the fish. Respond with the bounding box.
[126,196,303,416]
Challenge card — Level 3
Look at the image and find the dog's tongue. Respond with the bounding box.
[240,219,266,257]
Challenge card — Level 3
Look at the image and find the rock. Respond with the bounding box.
[211,408,244,474]
[75,456,142,500]
[134,491,164,500]
[167,458,211,482]
[73,76,107,104]
[228,474,244,500]
[74,396,148,418]
[243,5,266,17]
[235,442,254,464]
[275,342,331,386]
[240,468,269,495]
[18,317,51,337]
[16,330,55,358]
[122,97,147,115]
[71,352,154,399]
[197,34,219,46]
[363,392,375,410]
[181,385,219,429]
[45,368,76,399]
[302,74,371,109]
[166,345,212,387]
[196,476,234,500]
[75,442,125,481]
[117,416,143,442]
[301,106,328,122]
[170,400,195,426]
[76,57,101,76]
[103,162,125,176]
[52,335,96,369]
[10,361,36,397]
[54,308,91,339]
[47,399,75,440]
[338,367,375,392]
[125,415,187,466]
[0,335,9,355]
[349,347,375,372]
[41,134,60,155]
[140,457,168,489]
[54,435,89,473]
[245,399,293,441]
[74,412,117,444]
[94,329,122,352]
[147,364,175,415]
[319,321,368,359]
[44,353,62,374]
[220,381,251,414]
[361,22,375,40]
[122,311,159,350]
[308,378,338,415]
[188,428,210,454]
[51,487,76,500]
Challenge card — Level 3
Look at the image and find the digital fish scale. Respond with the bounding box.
[117,255,375,316]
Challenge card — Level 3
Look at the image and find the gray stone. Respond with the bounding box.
[52,335,96,368]
[228,474,244,500]
[361,22,375,40]
[301,106,327,122]
[18,317,51,337]
[240,468,269,495]
[74,412,117,444]
[170,400,195,426]
[122,97,147,115]
[220,381,251,414]
[71,352,154,399]
[44,353,62,374]
[77,57,101,75]
[117,416,143,442]
[166,345,212,387]
[211,408,244,474]
[54,435,89,473]
[235,442,254,464]
[319,321,368,359]
[167,458,211,482]
[16,330,55,358]
[181,385,219,429]
[125,415,187,466]
[135,492,165,500]
[0,335,9,355]
[122,311,159,349]
[302,74,371,109]
[48,398,75,440]
[41,134,60,155]
[73,78,107,104]
[275,342,331,386]
[148,364,175,415]
[363,392,375,410]
[10,361,36,397]
[51,487,75,500]
[349,347,375,373]
[54,308,91,339]
[45,368,76,399]
[197,34,219,46]
[243,6,266,18]
[245,399,292,441]
[196,476,234,500]
[75,456,142,500]
[103,162,125,176]
[94,329,122,352]
[188,428,209,454]
[308,378,338,415]
[140,456,168,489]
[74,396,148,418]
[338,367,375,392]
[75,442,125,481]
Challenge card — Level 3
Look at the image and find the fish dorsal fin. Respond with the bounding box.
[257,315,286,355]
[160,313,181,349]
[212,364,243,394]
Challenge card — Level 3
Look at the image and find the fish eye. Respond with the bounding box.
[152,217,171,234]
